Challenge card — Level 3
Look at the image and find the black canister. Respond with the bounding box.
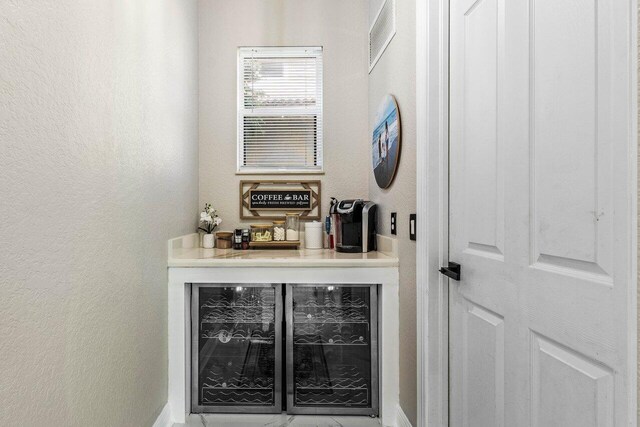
[233,229,243,250]
[241,229,250,250]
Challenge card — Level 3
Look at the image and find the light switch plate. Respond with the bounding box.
[409,214,416,241]
[391,212,397,235]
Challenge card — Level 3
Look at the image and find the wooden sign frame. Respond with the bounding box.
[240,180,321,220]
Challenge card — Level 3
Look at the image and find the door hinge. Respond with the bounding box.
[439,262,461,281]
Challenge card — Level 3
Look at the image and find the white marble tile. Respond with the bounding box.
[173,414,381,427]
[327,417,382,427]
[172,414,204,427]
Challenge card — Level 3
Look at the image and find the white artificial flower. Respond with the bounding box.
[200,212,207,220]
[214,217,222,226]
[204,215,213,223]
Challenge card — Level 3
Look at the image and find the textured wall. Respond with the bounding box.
[198,0,370,230]
[368,0,418,424]
[0,1,199,426]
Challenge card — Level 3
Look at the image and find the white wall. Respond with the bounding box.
[198,0,370,231]
[368,0,418,424]
[0,1,199,426]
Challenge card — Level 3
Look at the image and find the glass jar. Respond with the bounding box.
[250,224,273,242]
[285,213,300,241]
[272,220,286,241]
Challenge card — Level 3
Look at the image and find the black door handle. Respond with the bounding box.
[439,262,461,281]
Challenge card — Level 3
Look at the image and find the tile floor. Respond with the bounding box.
[173,413,382,427]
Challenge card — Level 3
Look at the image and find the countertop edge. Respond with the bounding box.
[167,233,400,268]
[167,259,400,268]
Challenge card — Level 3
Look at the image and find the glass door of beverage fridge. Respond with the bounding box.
[286,284,378,416]
[191,284,282,413]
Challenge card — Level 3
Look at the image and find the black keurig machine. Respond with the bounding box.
[330,199,377,253]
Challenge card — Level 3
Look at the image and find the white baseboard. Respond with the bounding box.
[152,403,171,427]
[396,404,412,427]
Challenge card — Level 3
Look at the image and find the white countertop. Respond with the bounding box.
[168,234,399,268]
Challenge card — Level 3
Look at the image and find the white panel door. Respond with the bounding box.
[448,0,636,425]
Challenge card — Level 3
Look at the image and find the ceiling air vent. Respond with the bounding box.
[369,0,396,72]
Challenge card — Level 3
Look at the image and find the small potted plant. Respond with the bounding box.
[199,203,222,248]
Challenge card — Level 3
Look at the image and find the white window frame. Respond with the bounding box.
[237,46,324,174]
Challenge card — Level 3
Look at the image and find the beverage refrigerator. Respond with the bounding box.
[191,284,282,413]
[191,283,378,416]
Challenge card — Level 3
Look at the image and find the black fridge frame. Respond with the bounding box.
[285,283,379,416]
[191,283,283,414]
[190,283,379,416]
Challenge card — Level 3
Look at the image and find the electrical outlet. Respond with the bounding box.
[390,212,397,235]
[409,214,416,241]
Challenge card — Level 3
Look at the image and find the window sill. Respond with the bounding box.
[236,169,325,176]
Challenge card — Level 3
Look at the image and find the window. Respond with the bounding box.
[238,47,323,173]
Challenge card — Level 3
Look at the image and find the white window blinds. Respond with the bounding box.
[238,47,323,173]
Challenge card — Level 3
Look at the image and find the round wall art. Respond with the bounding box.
[372,94,401,189]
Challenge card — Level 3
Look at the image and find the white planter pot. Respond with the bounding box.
[202,234,214,249]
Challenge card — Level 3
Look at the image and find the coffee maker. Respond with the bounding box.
[330,199,377,253]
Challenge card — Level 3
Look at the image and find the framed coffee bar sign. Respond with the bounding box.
[240,180,321,220]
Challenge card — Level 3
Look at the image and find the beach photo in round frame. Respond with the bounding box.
[372,94,401,189]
